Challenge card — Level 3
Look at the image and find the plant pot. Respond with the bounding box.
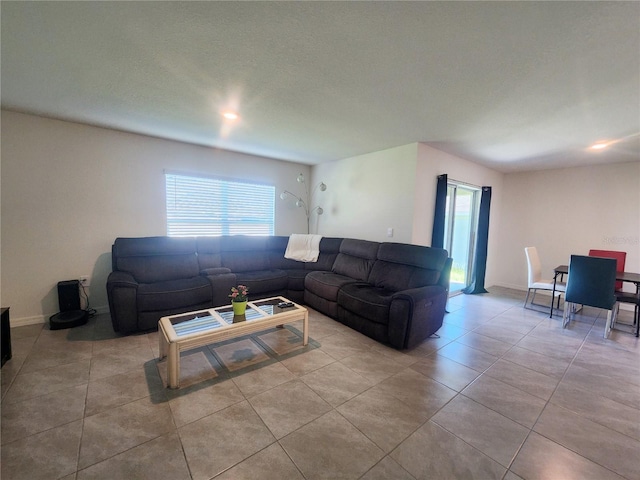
[232,300,248,316]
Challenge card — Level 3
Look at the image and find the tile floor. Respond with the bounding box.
[1,287,639,480]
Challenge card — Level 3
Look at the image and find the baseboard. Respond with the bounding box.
[491,282,528,292]
[10,305,109,328]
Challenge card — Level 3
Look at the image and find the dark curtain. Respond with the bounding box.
[431,174,447,249]
[463,186,492,295]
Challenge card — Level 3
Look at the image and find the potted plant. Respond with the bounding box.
[229,285,249,316]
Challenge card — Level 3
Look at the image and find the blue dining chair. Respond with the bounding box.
[588,249,638,337]
[563,255,618,338]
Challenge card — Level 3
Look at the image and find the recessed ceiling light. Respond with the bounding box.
[222,111,239,121]
[589,141,609,150]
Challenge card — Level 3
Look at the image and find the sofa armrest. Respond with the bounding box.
[202,271,238,306]
[388,285,447,349]
[106,271,139,333]
[107,271,138,287]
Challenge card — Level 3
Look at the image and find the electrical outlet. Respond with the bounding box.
[79,275,90,287]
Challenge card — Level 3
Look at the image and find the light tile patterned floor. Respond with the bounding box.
[1,287,639,479]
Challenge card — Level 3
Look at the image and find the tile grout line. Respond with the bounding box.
[3,292,637,480]
[502,309,629,479]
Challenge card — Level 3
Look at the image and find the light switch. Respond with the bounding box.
[387,228,394,237]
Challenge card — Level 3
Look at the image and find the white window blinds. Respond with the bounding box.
[165,173,275,236]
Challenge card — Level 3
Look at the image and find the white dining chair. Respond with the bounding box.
[524,247,565,312]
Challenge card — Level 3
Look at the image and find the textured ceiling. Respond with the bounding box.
[1,1,638,172]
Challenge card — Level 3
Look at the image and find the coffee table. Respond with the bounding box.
[158,296,308,388]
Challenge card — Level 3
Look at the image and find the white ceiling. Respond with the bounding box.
[1,1,638,172]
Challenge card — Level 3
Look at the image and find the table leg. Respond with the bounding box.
[158,327,167,360]
[167,342,180,389]
[550,272,559,318]
[635,283,640,338]
[302,311,309,346]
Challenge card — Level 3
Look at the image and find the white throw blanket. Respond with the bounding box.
[284,234,323,262]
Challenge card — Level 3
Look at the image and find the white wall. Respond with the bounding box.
[4,110,637,324]
[311,142,506,288]
[496,161,640,293]
[312,144,419,242]
[1,111,311,324]
[310,142,505,285]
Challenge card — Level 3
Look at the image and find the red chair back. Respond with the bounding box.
[588,250,626,291]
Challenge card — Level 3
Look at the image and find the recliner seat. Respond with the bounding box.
[107,236,212,333]
[337,242,451,349]
[304,239,380,318]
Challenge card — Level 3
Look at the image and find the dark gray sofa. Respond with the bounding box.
[106,235,451,349]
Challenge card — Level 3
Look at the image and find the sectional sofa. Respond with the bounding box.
[106,235,452,349]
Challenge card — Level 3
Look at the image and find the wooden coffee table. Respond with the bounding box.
[158,296,308,388]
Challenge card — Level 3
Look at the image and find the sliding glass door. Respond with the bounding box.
[443,183,480,293]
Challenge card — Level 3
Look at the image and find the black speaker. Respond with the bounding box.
[58,280,81,312]
[50,280,87,330]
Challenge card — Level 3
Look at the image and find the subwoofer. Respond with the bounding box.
[57,280,81,311]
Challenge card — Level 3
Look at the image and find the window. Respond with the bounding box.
[165,172,275,236]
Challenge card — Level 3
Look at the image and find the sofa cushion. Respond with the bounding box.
[202,272,238,306]
[368,262,438,292]
[114,236,196,259]
[305,237,343,271]
[284,269,309,291]
[337,283,394,325]
[368,243,448,292]
[114,237,199,283]
[378,242,448,269]
[220,235,271,272]
[200,267,232,275]
[266,236,302,270]
[223,252,270,272]
[221,235,270,253]
[305,271,359,301]
[269,251,305,270]
[268,235,290,252]
[137,276,211,311]
[268,236,342,271]
[196,236,224,270]
[337,307,390,345]
[235,269,288,295]
[332,239,379,281]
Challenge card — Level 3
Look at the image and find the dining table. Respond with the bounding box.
[551,264,640,334]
